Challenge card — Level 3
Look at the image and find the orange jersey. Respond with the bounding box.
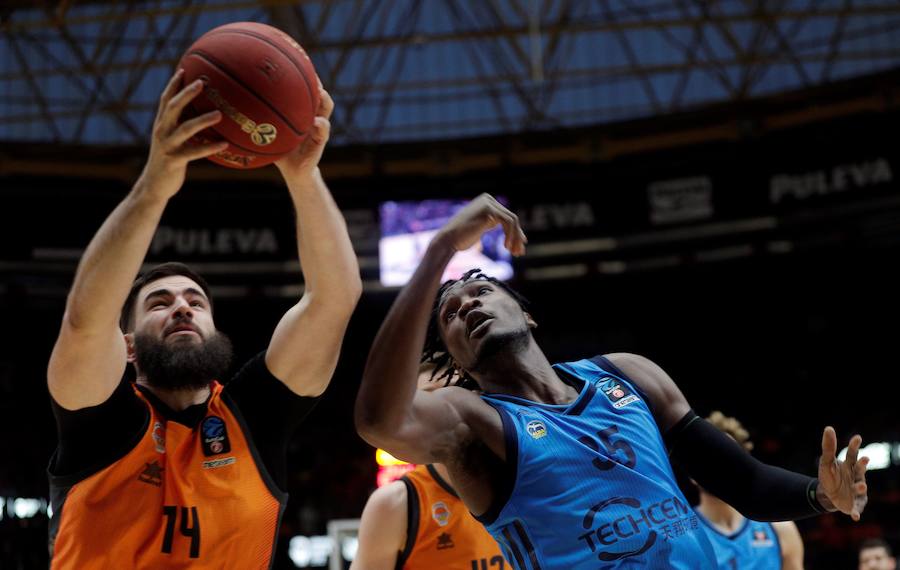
[399,465,507,570]
[49,383,285,569]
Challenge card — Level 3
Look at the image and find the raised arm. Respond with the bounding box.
[48,70,226,410]
[350,482,408,570]
[264,88,362,397]
[355,194,526,464]
[605,352,869,522]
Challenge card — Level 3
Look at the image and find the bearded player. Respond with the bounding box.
[47,70,360,568]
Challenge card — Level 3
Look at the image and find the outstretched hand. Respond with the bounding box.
[818,426,869,521]
[139,69,228,199]
[435,193,527,257]
[275,84,334,179]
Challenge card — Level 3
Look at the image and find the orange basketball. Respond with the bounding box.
[178,22,320,169]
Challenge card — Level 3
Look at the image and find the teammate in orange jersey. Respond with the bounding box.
[46,70,360,569]
[353,367,507,570]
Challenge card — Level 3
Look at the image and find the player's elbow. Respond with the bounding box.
[354,400,398,449]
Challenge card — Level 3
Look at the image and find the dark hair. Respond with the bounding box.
[421,268,529,389]
[860,538,893,556]
[119,262,213,332]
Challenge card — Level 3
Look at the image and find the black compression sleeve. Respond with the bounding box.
[667,410,830,521]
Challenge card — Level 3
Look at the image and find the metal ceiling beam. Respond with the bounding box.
[4,46,897,127]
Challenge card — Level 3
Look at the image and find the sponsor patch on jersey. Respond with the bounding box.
[152,421,166,454]
[201,415,231,456]
[526,420,548,439]
[751,529,774,547]
[137,460,164,487]
[596,376,639,409]
[202,457,236,470]
[432,501,451,527]
[436,531,455,550]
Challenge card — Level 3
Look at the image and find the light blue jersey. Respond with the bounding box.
[477,356,718,569]
[697,512,782,570]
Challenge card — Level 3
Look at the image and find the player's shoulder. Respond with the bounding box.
[602,352,655,370]
[434,384,491,409]
[771,520,801,536]
[365,478,409,515]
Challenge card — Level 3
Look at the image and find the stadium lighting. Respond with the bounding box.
[837,441,895,471]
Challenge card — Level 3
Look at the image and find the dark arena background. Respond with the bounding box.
[2,1,899,569]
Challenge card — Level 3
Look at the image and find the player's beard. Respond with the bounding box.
[468,322,530,375]
[133,330,233,391]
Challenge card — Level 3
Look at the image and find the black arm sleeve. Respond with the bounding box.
[666,410,830,521]
[223,352,320,492]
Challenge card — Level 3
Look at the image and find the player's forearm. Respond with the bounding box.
[284,167,361,306]
[64,179,169,331]
[669,412,830,520]
[356,238,455,439]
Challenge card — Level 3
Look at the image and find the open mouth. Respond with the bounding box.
[166,325,199,338]
[467,312,494,338]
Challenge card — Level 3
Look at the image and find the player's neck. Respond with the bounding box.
[135,377,211,411]
[697,491,744,532]
[432,463,454,488]
[475,341,577,404]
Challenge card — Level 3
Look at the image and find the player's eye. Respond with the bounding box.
[190,300,204,308]
[478,287,491,295]
[445,310,456,322]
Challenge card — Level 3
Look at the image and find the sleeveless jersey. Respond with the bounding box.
[477,356,718,570]
[398,464,507,570]
[697,512,782,570]
[49,382,286,569]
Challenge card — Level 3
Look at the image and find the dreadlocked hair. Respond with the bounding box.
[421,268,530,391]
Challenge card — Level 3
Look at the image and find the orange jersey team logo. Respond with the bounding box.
[400,464,507,570]
[49,383,285,569]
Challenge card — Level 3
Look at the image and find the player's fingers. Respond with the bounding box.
[177,140,229,162]
[157,69,185,118]
[820,426,837,465]
[855,456,869,480]
[487,203,525,256]
[161,79,205,132]
[489,199,527,255]
[169,110,222,148]
[846,434,862,464]
[318,89,334,120]
[310,116,331,145]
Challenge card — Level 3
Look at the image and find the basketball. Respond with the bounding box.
[178,22,320,169]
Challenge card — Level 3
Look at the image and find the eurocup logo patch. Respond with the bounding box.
[527,420,548,439]
[201,416,231,457]
[597,376,639,409]
[432,501,451,527]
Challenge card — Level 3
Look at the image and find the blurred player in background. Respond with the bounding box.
[694,412,804,570]
[46,71,360,568]
[353,363,506,570]
[356,193,870,569]
[859,538,897,570]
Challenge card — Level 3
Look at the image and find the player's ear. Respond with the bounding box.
[124,333,137,363]
[524,312,537,329]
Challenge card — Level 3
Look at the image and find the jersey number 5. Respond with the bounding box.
[578,425,637,471]
[161,505,201,558]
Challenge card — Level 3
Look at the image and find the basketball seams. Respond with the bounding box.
[200,28,316,115]
[186,48,306,139]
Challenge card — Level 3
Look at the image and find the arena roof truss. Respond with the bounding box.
[0,0,898,146]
